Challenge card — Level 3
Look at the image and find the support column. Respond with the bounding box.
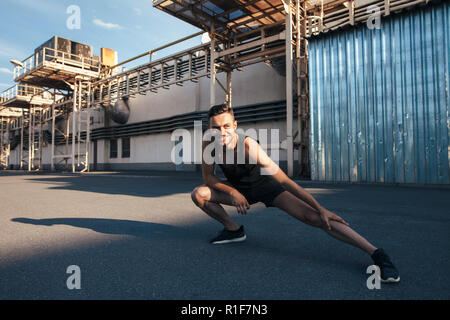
[65,107,70,170]
[226,71,232,106]
[28,106,32,171]
[210,22,216,107]
[285,0,294,177]
[86,82,91,172]
[77,81,82,167]
[296,0,302,177]
[5,118,10,169]
[38,108,42,170]
[51,89,55,171]
[226,40,232,107]
[0,116,3,169]
[72,80,77,172]
[20,109,24,169]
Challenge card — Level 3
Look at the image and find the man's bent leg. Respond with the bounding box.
[272,191,377,255]
[191,184,240,231]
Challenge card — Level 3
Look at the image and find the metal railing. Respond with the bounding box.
[92,42,211,105]
[13,46,101,80]
[0,83,52,101]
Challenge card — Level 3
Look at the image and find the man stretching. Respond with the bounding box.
[191,103,400,283]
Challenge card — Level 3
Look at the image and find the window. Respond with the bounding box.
[110,139,117,158]
[122,137,130,158]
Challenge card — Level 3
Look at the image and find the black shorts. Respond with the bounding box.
[232,178,287,208]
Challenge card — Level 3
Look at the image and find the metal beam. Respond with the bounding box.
[216,32,285,58]
[210,22,216,107]
[285,0,293,177]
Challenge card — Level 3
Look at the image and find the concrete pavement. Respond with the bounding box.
[0,170,449,299]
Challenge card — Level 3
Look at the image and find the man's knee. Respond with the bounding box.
[191,186,210,208]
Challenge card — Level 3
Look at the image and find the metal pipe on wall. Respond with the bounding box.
[285,0,294,177]
[210,22,216,108]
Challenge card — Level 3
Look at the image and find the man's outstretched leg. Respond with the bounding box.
[191,185,246,244]
[272,191,400,283]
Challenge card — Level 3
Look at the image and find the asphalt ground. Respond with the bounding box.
[0,170,449,300]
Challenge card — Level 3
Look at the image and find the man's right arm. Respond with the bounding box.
[201,140,236,195]
[202,141,239,196]
[201,140,250,214]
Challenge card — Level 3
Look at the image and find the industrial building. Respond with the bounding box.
[0,0,448,185]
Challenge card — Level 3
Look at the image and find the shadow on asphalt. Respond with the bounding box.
[11,217,187,239]
[23,175,202,198]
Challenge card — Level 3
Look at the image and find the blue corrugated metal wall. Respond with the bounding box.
[308,2,449,184]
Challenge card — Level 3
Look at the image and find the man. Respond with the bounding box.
[191,103,400,283]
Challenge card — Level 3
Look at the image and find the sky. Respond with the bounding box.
[0,0,203,91]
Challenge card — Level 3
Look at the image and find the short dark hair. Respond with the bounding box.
[207,103,234,121]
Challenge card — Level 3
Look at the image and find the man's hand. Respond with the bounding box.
[319,208,349,230]
[230,190,250,214]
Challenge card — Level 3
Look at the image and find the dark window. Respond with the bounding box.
[110,139,117,158]
[122,137,130,158]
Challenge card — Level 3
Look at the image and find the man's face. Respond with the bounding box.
[209,112,237,148]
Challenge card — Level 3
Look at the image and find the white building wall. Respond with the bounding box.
[124,62,286,123]
[5,61,293,171]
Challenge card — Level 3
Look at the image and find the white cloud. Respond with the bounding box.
[133,8,142,15]
[0,67,13,75]
[93,18,123,30]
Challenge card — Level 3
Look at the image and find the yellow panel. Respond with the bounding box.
[101,48,117,67]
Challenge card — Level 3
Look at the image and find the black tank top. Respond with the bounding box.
[214,133,269,189]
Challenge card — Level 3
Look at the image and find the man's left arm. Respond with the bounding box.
[246,137,325,213]
[280,179,325,213]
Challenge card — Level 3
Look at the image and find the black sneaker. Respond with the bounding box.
[210,226,246,244]
[371,248,400,283]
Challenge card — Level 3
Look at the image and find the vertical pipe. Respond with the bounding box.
[188,53,192,79]
[28,106,32,171]
[296,0,302,175]
[137,69,141,93]
[349,0,355,26]
[77,81,81,166]
[86,83,91,172]
[20,109,23,169]
[210,22,216,107]
[149,67,153,91]
[285,0,294,177]
[51,89,55,171]
[225,39,232,107]
[6,118,9,168]
[226,71,232,106]
[39,107,42,170]
[72,81,77,172]
[65,111,69,170]
[99,84,103,105]
[32,106,36,170]
[0,116,3,169]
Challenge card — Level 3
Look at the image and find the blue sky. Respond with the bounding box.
[0,0,202,90]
